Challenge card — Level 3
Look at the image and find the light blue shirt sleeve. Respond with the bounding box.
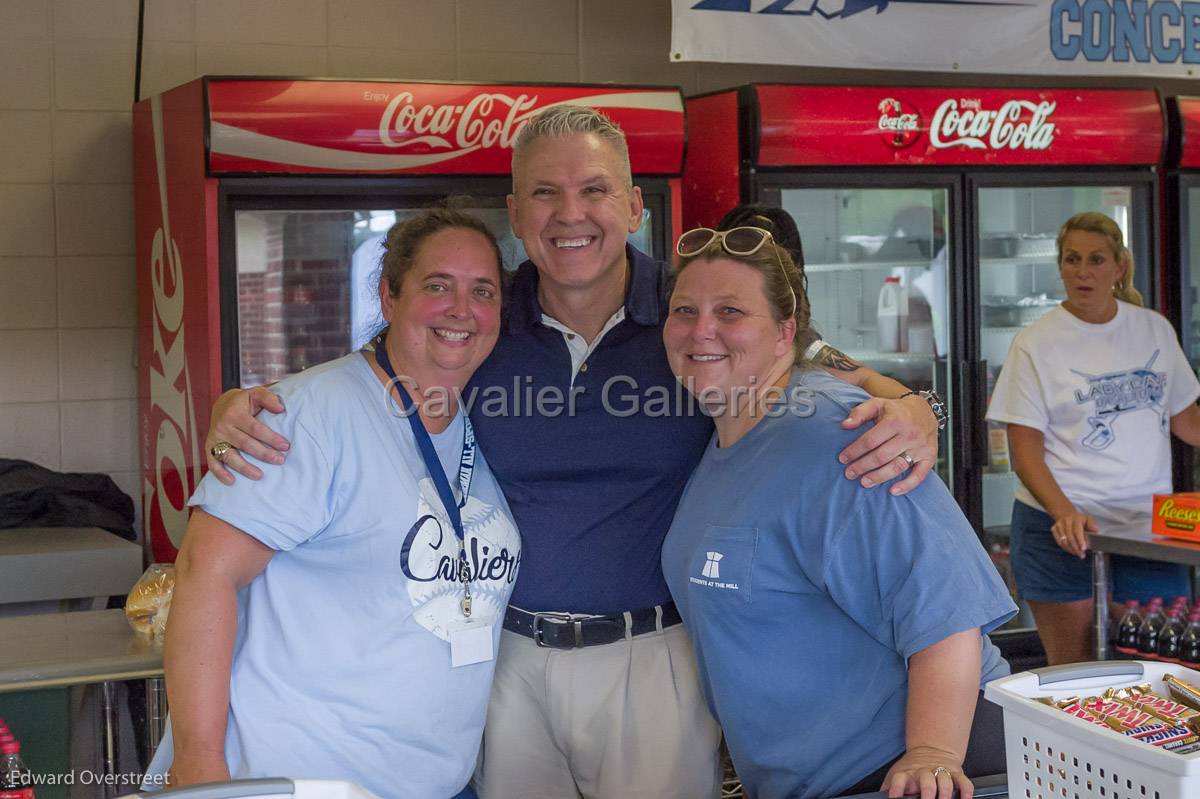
[189,406,337,552]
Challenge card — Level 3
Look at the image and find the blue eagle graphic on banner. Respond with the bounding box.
[691,0,1032,17]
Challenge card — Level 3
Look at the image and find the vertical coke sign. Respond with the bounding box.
[134,82,218,562]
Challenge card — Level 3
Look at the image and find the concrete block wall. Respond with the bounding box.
[1,0,1197,542]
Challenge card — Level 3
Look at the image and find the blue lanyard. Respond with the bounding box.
[374,334,477,616]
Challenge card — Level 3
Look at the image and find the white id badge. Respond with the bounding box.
[449,617,495,668]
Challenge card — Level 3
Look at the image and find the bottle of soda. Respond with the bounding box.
[1115,600,1142,655]
[1137,598,1166,658]
[1159,609,1187,662]
[0,739,34,799]
[1180,612,1200,668]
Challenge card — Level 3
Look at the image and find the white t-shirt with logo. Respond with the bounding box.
[147,353,521,798]
[987,301,1200,527]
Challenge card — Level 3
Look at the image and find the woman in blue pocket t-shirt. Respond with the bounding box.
[660,226,1017,799]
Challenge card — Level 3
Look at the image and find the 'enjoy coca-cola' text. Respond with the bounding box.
[378,91,541,151]
[929,99,1057,151]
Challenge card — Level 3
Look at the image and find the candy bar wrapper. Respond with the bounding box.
[1124,692,1200,733]
[1164,674,1200,712]
[1083,697,1161,733]
[1137,724,1200,750]
[1051,698,1111,729]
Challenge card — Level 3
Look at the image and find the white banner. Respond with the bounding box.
[671,0,1200,79]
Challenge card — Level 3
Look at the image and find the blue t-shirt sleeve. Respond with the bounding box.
[823,483,1017,660]
[189,407,337,552]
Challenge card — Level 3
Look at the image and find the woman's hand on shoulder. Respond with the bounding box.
[205,386,290,485]
[881,745,972,799]
[838,394,938,496]
[1051,509,1096,559]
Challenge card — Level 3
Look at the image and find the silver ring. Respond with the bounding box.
[932,766,950,778]
[899,451,915,467]
[210,441,235,462]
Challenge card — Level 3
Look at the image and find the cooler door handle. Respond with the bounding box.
[1033,660,1144,686]
[975,359,989,472]
[957,361,974,470]
[955,362,984,472]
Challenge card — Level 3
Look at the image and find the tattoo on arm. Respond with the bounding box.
[812,344,863,373]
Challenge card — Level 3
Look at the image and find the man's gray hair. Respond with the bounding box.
[511,105,632,189]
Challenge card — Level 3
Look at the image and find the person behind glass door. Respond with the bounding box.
[987,211,1200,665]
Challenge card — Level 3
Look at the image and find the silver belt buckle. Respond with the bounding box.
[531,611,575,648]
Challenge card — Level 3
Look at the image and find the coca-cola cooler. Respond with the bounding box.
[684,85,1163,650]
[134,77,686,561]
[1165,96,1200,491]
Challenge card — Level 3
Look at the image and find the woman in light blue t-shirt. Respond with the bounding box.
[152,209,521,799]
[660,226,1017,799]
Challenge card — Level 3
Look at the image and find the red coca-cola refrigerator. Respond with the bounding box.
[134,77,686,561]
[1165,96,1200,491]
[684,85,1163,651]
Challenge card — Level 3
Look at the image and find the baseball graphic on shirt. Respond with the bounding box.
[401,477,521,641]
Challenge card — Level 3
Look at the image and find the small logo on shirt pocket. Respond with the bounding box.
[689,527,756,601]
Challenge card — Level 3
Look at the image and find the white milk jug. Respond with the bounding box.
[877,276,909,352]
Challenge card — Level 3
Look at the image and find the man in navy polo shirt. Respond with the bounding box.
[202,106,942,799]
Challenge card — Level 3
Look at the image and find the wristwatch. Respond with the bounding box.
[901,389,948,430]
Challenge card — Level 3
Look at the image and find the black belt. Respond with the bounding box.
[504,602,682,649]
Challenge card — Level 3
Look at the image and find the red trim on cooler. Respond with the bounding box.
[754,85,1163,168]
[682,90,742,231]
[1176,97,1200,169]
[205,79,685,176]
[134,80,220,563]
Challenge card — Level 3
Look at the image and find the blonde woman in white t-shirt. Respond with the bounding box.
[988,211,1200,665]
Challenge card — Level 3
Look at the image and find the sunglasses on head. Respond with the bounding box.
[675,226,797,317]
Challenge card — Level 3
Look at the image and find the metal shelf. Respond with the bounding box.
[979,255,1057,267]
[843,349,936,363]
[805,259,931,273]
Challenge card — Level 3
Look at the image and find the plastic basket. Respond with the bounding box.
[985,661,1200,799]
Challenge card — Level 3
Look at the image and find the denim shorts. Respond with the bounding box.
[1009,501,1190,603]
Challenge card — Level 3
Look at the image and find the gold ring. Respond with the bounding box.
[209,441,235,462]
[932,766,950,778]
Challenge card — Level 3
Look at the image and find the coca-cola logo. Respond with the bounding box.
[144,95,202,557]
[877,97,920,149]
[147,221,201,553]
[378,91,541,153]
[929,98,1057,151]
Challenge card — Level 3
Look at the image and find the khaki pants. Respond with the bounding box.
[474,623,722,799]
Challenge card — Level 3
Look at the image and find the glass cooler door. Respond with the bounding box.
[977,185,1141,531]
[228,201,659,389]
[777,185,955,487]
[1178,179,1200,490]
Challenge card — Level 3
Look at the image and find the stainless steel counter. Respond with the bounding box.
[0,609,165,797]
[1090,526,1200,660]
[0,608,162,692]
